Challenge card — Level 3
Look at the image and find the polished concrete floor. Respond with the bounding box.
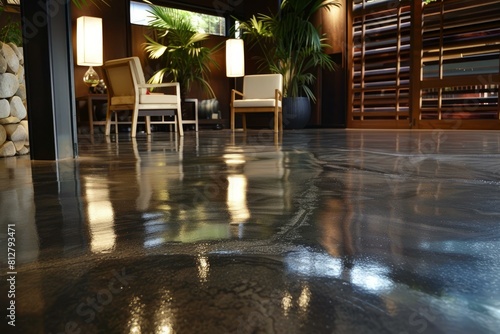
[1,129,500,333]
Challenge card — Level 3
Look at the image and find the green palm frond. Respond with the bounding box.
[149,68,169,85]
[239,0,340,100]
[143,4,220,98]
[143,35,167,59]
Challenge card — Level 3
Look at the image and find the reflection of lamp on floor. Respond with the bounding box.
[77,16,103,88]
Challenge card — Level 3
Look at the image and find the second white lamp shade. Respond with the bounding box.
[226,39,245,78]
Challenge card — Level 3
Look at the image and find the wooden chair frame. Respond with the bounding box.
[102,57,184,137]
[230,74,283,133]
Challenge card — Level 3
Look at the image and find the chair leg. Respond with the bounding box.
[105,109,113,136]
[145,116,151,135]
[176,106,184,136]
[242,113,247,131]
[231,106,235,131]
[194,102,199,132]
[274,108,278,133]
[131,108,139,138]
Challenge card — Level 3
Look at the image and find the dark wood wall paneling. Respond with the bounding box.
[71,0,129,98]
[72,0,258,123]
[313,0,347,127]
[6,0,346,129]
[69,0,345,127]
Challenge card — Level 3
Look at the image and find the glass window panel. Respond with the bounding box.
[130,1,226,37]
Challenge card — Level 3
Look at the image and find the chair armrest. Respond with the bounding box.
[275,89,282,101]
[139,82,180,89]
[139,82,181,95]
[231,89,244,102]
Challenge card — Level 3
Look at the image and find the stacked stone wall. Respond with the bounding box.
[0,41,28,157]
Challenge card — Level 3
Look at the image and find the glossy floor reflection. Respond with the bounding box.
[1,129,500,333]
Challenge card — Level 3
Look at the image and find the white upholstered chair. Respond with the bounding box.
[230,74,283,133]
[102,57,184,137]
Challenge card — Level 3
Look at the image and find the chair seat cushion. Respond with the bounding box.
[233,99,281,108]
[140,94,178,104]
[111,96,134,105]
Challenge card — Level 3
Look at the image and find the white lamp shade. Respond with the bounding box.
[226,39,245,77]
[77,16,103,66]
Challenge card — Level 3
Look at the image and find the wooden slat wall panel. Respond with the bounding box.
[349,0,412,128]
[418,0,500,125]
[348,0,500,129]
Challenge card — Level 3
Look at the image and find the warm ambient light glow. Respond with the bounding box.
[226,39,245,77]
[77,16,103,66]
[77,16,103,87]
[227,174,250,224]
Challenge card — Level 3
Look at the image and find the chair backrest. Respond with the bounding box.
[102,58,137,102]
[129,57,149,95]
[243,74,283,100]
[102,57,149,102]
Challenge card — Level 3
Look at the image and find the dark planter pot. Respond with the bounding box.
[282,97,311,129]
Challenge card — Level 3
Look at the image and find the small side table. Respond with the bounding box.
[76,94,107,135]
[76,95,199,134]
[183,98,199,131]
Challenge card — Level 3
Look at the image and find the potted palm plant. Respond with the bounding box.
[142,4,220,100]
[239,0,339,129]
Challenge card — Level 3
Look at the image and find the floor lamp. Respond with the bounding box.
[226,38,245,90]
[77,16,103,88]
